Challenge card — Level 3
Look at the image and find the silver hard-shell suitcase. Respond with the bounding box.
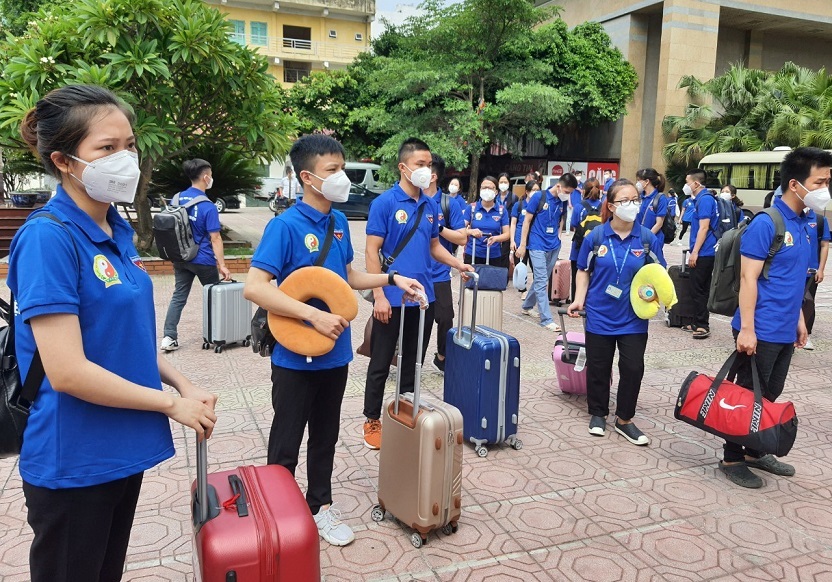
[202,281,252,353]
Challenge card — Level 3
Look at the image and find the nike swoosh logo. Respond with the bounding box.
[719,398,747,411]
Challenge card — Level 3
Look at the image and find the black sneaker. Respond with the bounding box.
[614,420,649,445]
[588,415,606,436]
[745,454,795,476]
[433,353,445,373]
[719,461,764,488]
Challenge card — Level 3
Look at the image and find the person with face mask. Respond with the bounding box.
[160,158,232,351]
[244,134,425,544]
[720,184,744,224]
[634,168,669,263]
[602,170,615,193]
[718,147,831,488]
[567,180,665,446]
[497,173,517,262]
[463,176,511,268]
[9,84,219,581]
[685,168,719,339]
[446,177,468,211]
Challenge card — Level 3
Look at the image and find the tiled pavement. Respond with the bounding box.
[2,207,832,581]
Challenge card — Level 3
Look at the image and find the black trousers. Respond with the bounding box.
[23,472,144,582]
[689,255,714,330]
[268,365,348,514]
[585,331,648,420]
[803,276,818,334]
[432,281,454,358]
[363,303,435,420]
[724,329,795,462]
[570,259,578,302]
[679,221,690,240]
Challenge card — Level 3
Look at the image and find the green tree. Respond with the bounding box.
[149,149,263,202]
[0,0,295,250]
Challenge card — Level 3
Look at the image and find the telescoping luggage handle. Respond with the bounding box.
[194,435,247,528]
[556,307,586,356]
[454,271,480,349]
[394,292,430,418]
[196,435,210,525]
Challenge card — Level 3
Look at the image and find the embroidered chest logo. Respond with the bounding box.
[130,255,147,273]
[438,212,444,222]
[543,203,549,210]
[334,229,344,241]
[521,209,527,216]
[784,231,794,247]
[395,210,408,224]
[597,245,608,257]
[427,214,434,224]
[809,222,817,229]
[93,254,121,287]
[475,212,483,220]
[305,234,320,252]
[492,216,501,222]
[631,249,645,258]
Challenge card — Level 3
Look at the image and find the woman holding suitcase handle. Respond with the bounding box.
[567,179,665,446]
[10,85,218,582]
[463,176,511,268]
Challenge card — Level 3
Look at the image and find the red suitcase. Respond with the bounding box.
[192,437,321,582]
[550,259,571,304]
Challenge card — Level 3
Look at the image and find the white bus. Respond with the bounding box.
[698,149,791,215]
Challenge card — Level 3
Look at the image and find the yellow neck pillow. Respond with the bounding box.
[630,263,678,320]
[268,266,359,357]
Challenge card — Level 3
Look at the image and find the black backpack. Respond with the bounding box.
[573,200,602,249]
[649,194,677,244]
[708,207,785,316]
[152,193,210,262]
[714,195,739,239]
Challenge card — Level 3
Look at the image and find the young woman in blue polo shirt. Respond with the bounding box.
[10,85,218,582]
[463,176,511,268]
[635,168,668,263]
[568,179,665,446]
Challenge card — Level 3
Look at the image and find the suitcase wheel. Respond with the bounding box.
[509,438,524,451]
[370,505,385,523]
[442,522,459,535]
[214,345,223,353]
[410,532,427,549]
[202,342,210,350]
[243,339,251,347]
[476,446,488,458]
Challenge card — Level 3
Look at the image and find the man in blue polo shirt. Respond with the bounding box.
[362,138,473,450]
[426,154,467,372]
[516,173,574,331]
[721,147,831,489]
[685,168,717,339]
[161,159,231,351]
[244,134,424,545]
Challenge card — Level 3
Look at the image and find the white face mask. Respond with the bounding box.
[205,175,214,190]
[480,188,496,202]
[404,165,432,190]
[635,181,645,194]
[614,202,641,223]
[309,170,352,203]
[68,150,141,204]
[682,184,694,197]
[558,192,570,202]
[798,182,831,213]
[448,184,459,194]
[719,192,732,201]
[498,183,509,192]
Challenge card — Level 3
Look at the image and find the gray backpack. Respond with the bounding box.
[152,193,210,262]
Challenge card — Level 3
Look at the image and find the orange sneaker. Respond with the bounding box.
[363,419,382,450]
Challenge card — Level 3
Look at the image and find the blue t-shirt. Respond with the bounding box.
[524,189,564,252]
[511,199,528,247]
[577,222,666,335]
[432,190,466,283]
[462,201,509,259]
[8,187,174,488]
[731,198,810,343]
[366,183,439,305]
[690,192,718,257]
[569,198,603,261]
[681,198,694,222]
[806,211,831,272]
[637,191,669,246]
[251,201,354,370]
[177,187,222,266]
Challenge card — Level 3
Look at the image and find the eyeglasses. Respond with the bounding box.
[611,199,640,207]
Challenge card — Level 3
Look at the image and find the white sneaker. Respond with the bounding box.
[520,291,527,301]
[160,336,179,352]
[313,504,355,546]
[543,322,562,332]
[804,337,815,351]
[522,307,537,317]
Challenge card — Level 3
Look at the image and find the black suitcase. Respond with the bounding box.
[667,250,696,328]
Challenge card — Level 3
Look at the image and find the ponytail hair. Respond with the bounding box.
[582,178,601,201]
[637,167,665,192]
[602,179,635,223]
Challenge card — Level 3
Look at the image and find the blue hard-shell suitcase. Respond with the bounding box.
[444,274,522,457]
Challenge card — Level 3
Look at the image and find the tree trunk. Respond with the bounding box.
[134,156,155,251]
[0,147,6,201]
[469,153,480,201]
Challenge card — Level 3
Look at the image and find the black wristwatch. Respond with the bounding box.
[438,225,445,234]
[388,270,397,286]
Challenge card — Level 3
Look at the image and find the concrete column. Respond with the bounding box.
[614,15,649,181]
[747,29,764,69]
[651,0,720,173]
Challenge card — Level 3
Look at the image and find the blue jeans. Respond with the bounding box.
[522,249,559,326]
[163,262,220,340]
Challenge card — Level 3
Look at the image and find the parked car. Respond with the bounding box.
[344,162,387,193]
[148,192,240,213]
[286,184,379,219]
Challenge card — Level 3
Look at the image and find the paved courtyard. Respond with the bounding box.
[1,206,832,581]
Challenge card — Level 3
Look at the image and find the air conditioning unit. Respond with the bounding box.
[355,33,363,41]
[323,61,330,68]
[328,30,337,38]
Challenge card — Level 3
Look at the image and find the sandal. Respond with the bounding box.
[692,328,710,339]
[680,324,694,332]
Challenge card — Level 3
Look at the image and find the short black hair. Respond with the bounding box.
[289,134,345,174]
[559,172,578,189]
[431,153,446,184]
[780,147,832,191]
[686,168,706,184]
[398,137,430,163]
[183,158,211,182]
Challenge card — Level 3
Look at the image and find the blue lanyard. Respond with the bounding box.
[607,237,633,285]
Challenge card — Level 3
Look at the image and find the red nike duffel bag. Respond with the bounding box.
[675,352,798,457]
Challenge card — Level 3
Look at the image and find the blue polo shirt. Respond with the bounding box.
[604,177,615,192]
[449,193,467,214]
[462,201,509,259]
[731,198,810,343]
[251,201,354,371]
[637,191,669,245]
[805,210,830,272]
[366,182,439,305]
[681,198,694,222]
[569,198,603,261]
[177,187,222,266]
[569,189,582,210]
[8,187,174,489]
[577,222,666,335]
[524,189,563,252]
[511,199,528,247]
[690,192,718,256]
[432,189,465,283]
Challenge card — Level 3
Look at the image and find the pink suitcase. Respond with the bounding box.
[550,259,571,304]
[553,308,588,394]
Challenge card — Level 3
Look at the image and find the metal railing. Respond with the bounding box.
[284,68,311,83]
[231,34,367,62]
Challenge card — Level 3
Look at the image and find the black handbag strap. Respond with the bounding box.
[381,202,426,273]
[697,351,764,430]
[314,216,336,267]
